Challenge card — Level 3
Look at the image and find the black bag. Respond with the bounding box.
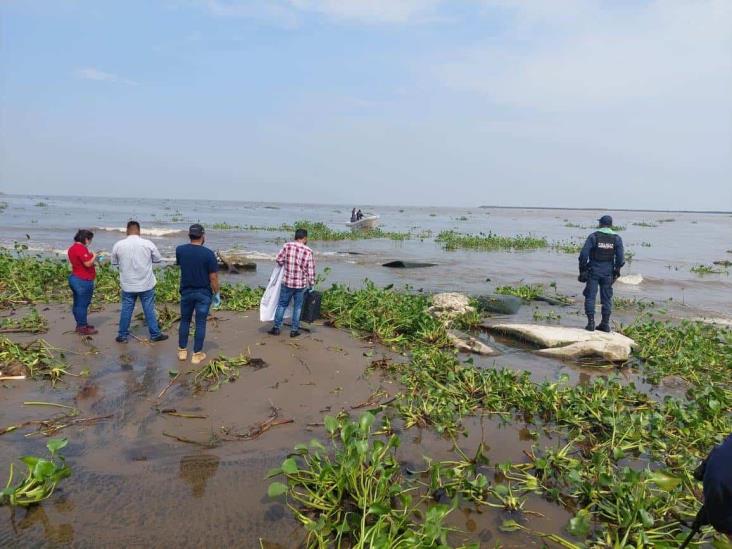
[300,290,322,323]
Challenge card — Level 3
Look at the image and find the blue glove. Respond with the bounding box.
[212,292,222,309]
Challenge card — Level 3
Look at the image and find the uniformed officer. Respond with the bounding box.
[578,215,624,332]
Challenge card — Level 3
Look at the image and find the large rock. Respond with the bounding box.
[216,251,257,274]
[537,340,630,362]
[474,294,522,315]
[447,330,499,356]
[617,274,643,285]
[483,323,636,362]
[428,293,475,323]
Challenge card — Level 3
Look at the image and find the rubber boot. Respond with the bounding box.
[585,315,595,332]
[597,314,611,333]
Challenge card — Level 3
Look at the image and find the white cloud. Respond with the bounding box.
[204,0,441,24]
[75,67,139,86]
[435,0,732,112]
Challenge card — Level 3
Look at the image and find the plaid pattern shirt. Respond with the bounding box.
[276,241,315,289]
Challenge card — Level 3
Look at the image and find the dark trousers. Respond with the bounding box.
[584,273,613,317]
[273,285,305,332]
[68,274,94,327]
[179,289,212,353]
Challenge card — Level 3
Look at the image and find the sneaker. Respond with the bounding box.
[177,348,188,361]
[150,334,169,342]
[191,352,207,365]
[290,330,301,338]
[115,336,128,343]
[77,326,98,335]
[267,327,281,336]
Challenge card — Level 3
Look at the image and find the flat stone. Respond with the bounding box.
[447,330,499,356]
[536,340,630,362]
[483,323,635,362]
[485,323,635,348]
[617,274,643,285]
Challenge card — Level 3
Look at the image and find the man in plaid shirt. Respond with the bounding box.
[268,228,316,337]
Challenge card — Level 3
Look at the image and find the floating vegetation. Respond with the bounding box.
[210,222,241,230]
[532,309,561,322]
[0,309,48,333]
[0,246,263,311]
[268,412,459,548]
[495,284,545,302]
[436,230,548,251]
[690,264,727,275]
[623,318,732,386]
[34,201,48,208]
[632,221,658,228]
[657,218,676,223]
[552,240,582,254]
[0,201,7,212]
[0,337,70,385]
[305,283,731,545]
[641,241,652,247]
[714,260,732,268]
[247,220,411,241]
[613,297,655,312]
[495,283,572,305]
[191,353,262,392]
[1,438,71,507]
[564,222,582,228]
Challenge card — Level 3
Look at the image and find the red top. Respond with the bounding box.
[276,241,315,289]
[67,242,96,281]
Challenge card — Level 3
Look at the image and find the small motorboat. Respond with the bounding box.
[345,214,380,230]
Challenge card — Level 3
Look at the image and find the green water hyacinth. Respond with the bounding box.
[1,438,71,507]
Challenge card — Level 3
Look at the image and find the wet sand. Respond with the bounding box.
[1,305,578,548]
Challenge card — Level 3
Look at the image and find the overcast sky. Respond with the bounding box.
[1,0,731,210]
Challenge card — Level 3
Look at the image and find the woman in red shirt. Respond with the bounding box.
[67,229,98,335]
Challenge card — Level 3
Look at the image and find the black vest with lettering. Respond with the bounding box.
[591,231,616,262]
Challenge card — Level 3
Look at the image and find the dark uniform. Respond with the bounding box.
[578,215,624,332]
[703,434,732,535]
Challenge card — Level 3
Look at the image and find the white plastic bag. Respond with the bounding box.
[259,264,292,322]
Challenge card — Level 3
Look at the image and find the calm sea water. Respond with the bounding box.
[1,193,731,319]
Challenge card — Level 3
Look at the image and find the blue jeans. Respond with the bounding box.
[118,289,162,340]
[273,285,305,332]
[179,290,212,353]
[584,273,614,317]
[68,274,94,328]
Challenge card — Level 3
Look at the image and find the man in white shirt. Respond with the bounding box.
[111,220,169,343]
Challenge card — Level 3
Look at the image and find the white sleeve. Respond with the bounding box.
[111,242,120,265]
[149,240,162,263]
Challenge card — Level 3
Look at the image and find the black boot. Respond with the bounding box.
[597,315,611,332]
[585,315,595,331]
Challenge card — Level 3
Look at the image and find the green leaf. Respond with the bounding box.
[367,503,390,516]
[567,509,592,538]
[267,482,288,498]
[359,412,375,433]
[281,458,298,475]
[647,470,681,491]
[168,369,179,377]
[265,467,282,479]
[46,438,68,454]
[499,519,523,533]
[20,456,39,470]
[639,508,654,528]
[324,415,338,435]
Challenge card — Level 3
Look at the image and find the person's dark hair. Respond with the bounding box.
[295,228,308,240]
[127,220,141,232]
[74,229,94,243]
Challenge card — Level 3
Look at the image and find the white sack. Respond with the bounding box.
[259,264,292,322]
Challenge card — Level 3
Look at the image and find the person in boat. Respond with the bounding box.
[578,214,624,332]
[356,209,364,221]
[350,208,357,223]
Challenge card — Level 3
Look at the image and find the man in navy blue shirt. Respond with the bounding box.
[578,215,624,332]
[176,224,220,365]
